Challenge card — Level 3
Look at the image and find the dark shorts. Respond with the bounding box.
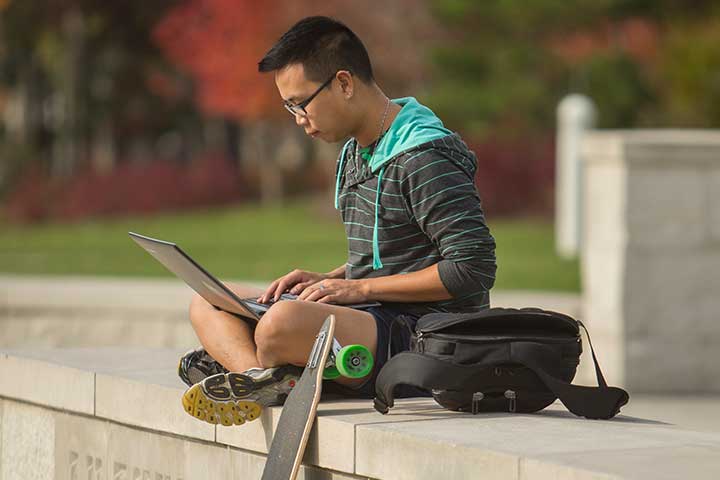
[323,305,432,400]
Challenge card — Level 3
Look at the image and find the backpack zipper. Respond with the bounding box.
[416,309,579,336]
[416,332,425,352]
[504,390,517,413]
[421,331,578,344]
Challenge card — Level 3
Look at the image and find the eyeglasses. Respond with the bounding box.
[283,73,336,118]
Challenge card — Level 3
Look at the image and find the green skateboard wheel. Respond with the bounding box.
[336,345,374,378]
[323,365,341,380]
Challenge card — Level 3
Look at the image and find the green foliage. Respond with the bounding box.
[433,0,617,36]
[0,141,36,198]
[654,16,720,126]
[429,42,563,136]
[571,52,655,128]
[427,0,720,137]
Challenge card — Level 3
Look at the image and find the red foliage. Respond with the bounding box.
[2,166,63,223]
[4,139,555,223]
[153,0,290,121]
[470,136,556,217]
[549,17,660,66]
[153,1,435,121]
[4,155,248,223]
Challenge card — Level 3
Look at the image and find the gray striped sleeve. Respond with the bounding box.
[400,149,497,298]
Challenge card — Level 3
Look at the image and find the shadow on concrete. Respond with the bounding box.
[537,408,672,426]
[318,406,515,422]
[260,410,274,449]
[317,403,673,427]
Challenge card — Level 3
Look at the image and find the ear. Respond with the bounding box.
[336,70,354,99]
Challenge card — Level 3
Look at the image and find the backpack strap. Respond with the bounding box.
[509,320,629,419]
[373,352,482,414]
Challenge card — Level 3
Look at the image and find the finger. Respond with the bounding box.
[304,287,330,303]
[273,273,301,302]
[294,276,326,294]
[258,279,281,303]
[290,281,310,295]
[297,284,315,301]
[316,295,337,305]
[261,273,295,303]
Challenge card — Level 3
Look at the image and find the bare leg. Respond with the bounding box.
[189,282,265,372]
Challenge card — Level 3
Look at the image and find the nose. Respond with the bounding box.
[294,112,309,127]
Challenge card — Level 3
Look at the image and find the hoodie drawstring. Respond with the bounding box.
[334,142,350,210]
[372,165,386,270]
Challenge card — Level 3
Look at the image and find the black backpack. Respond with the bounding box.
[373,307,629,419]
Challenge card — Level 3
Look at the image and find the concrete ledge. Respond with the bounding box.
[0,352,95,414]
[2,348,720,479]
[0,274,581,350]
[0,275,580,315]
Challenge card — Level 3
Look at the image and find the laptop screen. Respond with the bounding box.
[128,232,259,323]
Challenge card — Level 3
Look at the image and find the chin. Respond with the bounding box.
[315,132,333,143]
[324,132,349,144]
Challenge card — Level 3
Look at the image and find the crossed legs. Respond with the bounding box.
[189,282,378,388]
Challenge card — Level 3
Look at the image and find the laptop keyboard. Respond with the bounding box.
[243,293,381,313]
[244,292,298,308]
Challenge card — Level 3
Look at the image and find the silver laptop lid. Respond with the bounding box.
[128,232,259,323]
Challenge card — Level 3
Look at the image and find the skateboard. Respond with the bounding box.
[260,315,373,480]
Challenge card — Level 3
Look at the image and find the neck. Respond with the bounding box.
[352,86,401,147]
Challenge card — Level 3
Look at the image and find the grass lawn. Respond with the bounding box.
[0,199,579,291]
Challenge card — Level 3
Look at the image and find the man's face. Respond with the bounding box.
[275,64,353,143]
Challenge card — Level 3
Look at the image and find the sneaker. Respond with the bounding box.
[181,365,302,426]
[178,347,229,388]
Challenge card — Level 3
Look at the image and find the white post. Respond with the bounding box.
[555,94,596,259]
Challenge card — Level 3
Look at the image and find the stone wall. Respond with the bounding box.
[582,130,720,393]
[3,347,720,479]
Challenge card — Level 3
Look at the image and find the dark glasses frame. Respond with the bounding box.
[283,72,338,117]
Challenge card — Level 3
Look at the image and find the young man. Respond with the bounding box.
[180,16,496,426]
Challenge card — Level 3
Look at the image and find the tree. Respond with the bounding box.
[427,0,720,137]
[0,0,192,182]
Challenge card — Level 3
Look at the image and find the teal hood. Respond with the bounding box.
[334,97,454,270]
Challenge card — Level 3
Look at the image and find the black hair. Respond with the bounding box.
[258,16,374,84]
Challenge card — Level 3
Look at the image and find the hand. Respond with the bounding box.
[296,278,369,305]
[258,269,327,303]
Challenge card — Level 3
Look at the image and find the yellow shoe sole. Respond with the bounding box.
[182,383,262,426]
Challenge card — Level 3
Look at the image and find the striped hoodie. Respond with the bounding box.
[334,97,497,316]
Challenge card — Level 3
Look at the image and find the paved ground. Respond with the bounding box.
[620,394,720,433]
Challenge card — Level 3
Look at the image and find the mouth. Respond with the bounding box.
[307,130,320,138]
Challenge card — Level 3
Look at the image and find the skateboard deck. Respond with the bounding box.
[261,314,337,480]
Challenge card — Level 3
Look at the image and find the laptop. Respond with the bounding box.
[128,232,380,325]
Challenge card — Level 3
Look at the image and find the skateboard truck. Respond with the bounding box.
[321,338,373,380]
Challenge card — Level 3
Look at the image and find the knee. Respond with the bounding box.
[255,300,299,363]
[189,293,212,328]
